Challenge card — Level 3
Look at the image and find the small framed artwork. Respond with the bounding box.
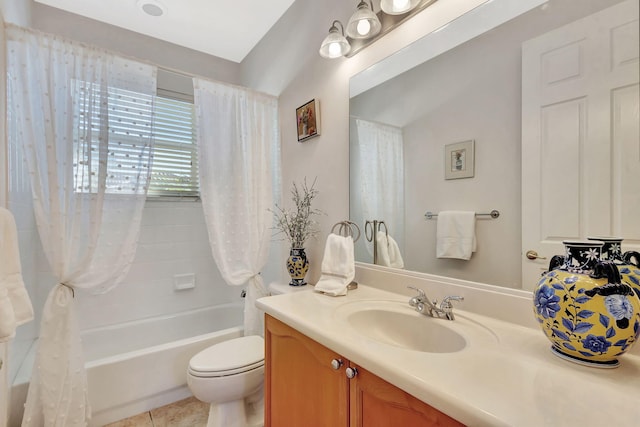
[296,99,320,142]
[445,140,475,180]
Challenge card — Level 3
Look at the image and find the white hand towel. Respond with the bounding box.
[375,231,404,269]
[314,234,355,297]
[0,207,35,342]
[436,211,476,260]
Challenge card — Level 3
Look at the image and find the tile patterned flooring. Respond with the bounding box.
[104,396,209,427]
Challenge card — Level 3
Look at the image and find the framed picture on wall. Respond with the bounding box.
[296,99,320,142]
[445,140,475,180]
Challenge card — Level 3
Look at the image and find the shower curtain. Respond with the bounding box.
[193,78,279,337]
[352,118,405,259]
[6,25,156,426]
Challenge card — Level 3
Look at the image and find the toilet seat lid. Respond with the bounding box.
[189,335,264,375]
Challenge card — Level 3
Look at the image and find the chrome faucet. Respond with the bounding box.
[408,286,464,320]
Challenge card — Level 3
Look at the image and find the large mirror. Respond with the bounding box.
[350,0,639,290]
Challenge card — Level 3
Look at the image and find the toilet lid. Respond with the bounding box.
[189,335,264,376]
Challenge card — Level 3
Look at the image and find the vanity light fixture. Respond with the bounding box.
[380,0,421,15]
[319,0,438,59]
[319,20,351,59]
[346,0,382,39]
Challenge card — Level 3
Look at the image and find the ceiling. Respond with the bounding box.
[34,0,297,63]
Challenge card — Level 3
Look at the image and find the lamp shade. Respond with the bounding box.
[346,0,381,39]
[319,21,351,58]
[380,0,421,15]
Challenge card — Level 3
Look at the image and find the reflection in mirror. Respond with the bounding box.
[363,219,405,268]
[351,120,404,267]
[350,0,639,290]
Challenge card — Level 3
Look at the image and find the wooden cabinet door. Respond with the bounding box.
[349,364,465,427]
[265,315,349,427]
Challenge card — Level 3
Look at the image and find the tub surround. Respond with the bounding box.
[257,268,640,426]
[9,304,244,427]
[86,326,243,427]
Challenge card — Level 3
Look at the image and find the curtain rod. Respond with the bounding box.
[349,115,402,130]
[3,22,278,99]
[157,65,278,100]
[424,210,501,220]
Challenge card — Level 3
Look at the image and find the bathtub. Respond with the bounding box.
[9,303,244,427]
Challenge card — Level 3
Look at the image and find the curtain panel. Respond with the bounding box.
[351,118,405,260]
[6,25,156,426]
[193,78,279,337]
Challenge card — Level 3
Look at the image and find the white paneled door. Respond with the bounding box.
[521,0,640,290]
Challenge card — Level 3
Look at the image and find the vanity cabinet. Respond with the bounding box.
[265,315,464,427]
[265,314,349,426]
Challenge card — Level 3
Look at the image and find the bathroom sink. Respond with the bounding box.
[334,300,495,353]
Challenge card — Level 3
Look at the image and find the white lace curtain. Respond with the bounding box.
[193,78,279,337]
[6,25,156,426]
[351,118,405,260]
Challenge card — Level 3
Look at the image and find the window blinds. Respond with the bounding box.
[73,82,155,195]
[148,95,199,197]
[73,81,199,197]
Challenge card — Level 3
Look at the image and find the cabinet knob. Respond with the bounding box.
[331,359,343,370]
[346,367,358,379]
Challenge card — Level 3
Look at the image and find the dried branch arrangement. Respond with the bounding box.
[272,178,322,248]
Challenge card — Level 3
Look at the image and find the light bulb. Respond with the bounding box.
[329,42,342,57]
[393,0,410,12]
[356,19,371,36]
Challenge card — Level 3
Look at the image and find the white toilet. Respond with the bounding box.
[187,335,265,427]
[187,283,304,427]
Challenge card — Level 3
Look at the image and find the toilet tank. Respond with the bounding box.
[267,282,309,296]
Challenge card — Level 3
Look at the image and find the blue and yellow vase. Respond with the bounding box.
[286,247,309,286]
[533,240,640,368]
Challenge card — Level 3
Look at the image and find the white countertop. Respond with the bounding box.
[257,284,640,427]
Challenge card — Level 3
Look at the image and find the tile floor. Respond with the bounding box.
[104,396,209,427]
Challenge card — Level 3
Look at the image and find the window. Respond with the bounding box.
[72,75,199,198]
[73,81,156,195]
[148,94,199,198]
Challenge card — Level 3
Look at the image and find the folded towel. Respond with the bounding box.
[436,211,476,260]
[314,234,355,297]
[0,207,35,342]
[375,231,404,269]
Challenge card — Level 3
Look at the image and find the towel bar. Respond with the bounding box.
[331,220,361,242]
[424,210,500,220]
[330,220,360,290]
[364,220,389,266]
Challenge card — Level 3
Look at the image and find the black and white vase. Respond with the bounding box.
[588,236,640,300]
